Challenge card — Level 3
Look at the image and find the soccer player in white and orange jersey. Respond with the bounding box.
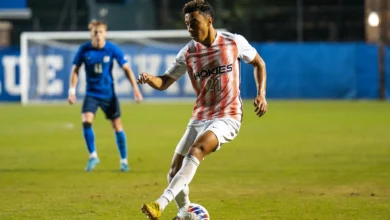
[138,1,267,219]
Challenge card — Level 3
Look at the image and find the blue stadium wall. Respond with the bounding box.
[0,43,389,102]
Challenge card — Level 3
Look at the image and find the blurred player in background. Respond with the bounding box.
[68,20,143,172]
[137,0,267,219]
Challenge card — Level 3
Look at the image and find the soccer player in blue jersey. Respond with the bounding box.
[67,20,143,172]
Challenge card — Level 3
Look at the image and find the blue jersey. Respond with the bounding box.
[73,41,127,99]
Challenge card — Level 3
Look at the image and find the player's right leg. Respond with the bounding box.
[81,96,99,172]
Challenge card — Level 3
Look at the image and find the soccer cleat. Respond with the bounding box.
[120,163,129,172]
[141,202,161,220]
[85,157,99,172]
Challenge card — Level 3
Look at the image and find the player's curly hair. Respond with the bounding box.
[88,20,107,30]
[182,0,214,19]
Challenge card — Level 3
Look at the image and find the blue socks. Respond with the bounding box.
[115,130,127,160]
[82,122,96,155]
[82,122,127,162]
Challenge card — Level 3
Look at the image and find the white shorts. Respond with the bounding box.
[174,118,241,156]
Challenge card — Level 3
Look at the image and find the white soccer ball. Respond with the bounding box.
[177,203,210,220]
[178,211,199,220]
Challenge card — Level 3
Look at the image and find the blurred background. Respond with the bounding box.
[0,0,389,102]
[2,0,389,43]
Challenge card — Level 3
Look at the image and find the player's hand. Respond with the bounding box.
[254,95,267,117]
[68,94,76,105]
[133,89,143,103]
[137,72,152,84]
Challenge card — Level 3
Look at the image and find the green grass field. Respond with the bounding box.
[1,100,390,220]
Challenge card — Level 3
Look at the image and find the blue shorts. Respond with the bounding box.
[82,95,121,120]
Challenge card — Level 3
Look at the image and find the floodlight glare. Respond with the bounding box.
[368,12,380,27]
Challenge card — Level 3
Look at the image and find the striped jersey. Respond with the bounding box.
[166,31,257,122]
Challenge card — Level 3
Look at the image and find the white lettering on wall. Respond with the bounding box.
[36,55,64,95]
[2,56,21,95]
[0,53,195,99]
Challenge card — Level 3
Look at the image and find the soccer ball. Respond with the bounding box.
[177,203,210,220]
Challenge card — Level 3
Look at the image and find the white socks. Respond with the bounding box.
[120,158,128,164]
[156,155,200,211]
[168,173,190,209]
[89,152,98,158]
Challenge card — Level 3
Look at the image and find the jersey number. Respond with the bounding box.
[206,76,222,92]
[94,63,103,74]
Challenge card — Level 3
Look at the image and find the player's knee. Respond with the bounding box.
[191,143,206,152]
[189,143,206,158]
[82,122,92,128]
[112,124,123,132]
[111,119,122,131]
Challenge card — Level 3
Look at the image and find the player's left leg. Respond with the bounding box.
[101,96,129,172]
[142,118,241,219]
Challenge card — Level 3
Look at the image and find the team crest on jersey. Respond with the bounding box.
[103,56,110,62]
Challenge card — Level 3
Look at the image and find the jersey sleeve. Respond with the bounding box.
[234,34,257,63]
[165,46,188,80]
[113,45,128,67]
[72,45,84,66]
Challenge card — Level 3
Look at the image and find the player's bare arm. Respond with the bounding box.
[137,73,175,91]
[68,65,80,105]
[122,65,143,103]
[250,53,267,117]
